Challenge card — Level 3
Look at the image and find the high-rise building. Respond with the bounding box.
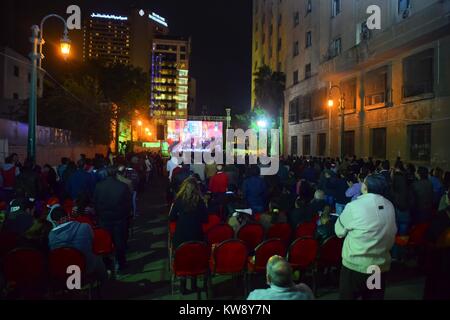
[252,0,450,168]
[150,36,191,120]
[82,9,169,71]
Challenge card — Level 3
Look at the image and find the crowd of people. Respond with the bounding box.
[0,151,164,297]
[167,154,450,300]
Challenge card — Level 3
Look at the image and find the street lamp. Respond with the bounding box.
[327,85,345,159]
[28,14,70,162]
[257,119,268,129]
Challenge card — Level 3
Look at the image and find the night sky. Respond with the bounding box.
[0,0,253,116]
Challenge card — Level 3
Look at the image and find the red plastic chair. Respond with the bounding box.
[171,241,209,299]
[0,231,18,257]
[63,199,74,215]
[254,213,262,222]
[267,223,293,245]
[317,236,343,268]
[73,215,96,227]
[2,248,46,298]
[48,247,87,290]
[169,221,177,239]
[237,223,265,252]
[206,224,234,247]
[247,239,286,273]
[287,238,319,293]
[209,239,248,297]
[93,228,114,255]
[202,214,221,233]
[295,222,317,239]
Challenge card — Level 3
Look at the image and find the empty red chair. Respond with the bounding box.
[206,224,234,247]
[202,214,221,233]
[267,223,293,245]
[73,215,96,227]
[93,228,114,255]
[49,248,87,289]
[171,241,210,298]
[0,231,18,257]
[247,239,286,273]
[295,222,317,239]
[2,248,46,298]
[317,236,343,268]
[210,239,248,275]
[237,223,265,252]
[287,238,319,270]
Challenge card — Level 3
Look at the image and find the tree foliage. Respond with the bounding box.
[253,65,285,121]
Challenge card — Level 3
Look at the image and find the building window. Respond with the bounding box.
[344,131,355,157]
[289,97,299,123]
[293,70,299,85]
[403,49,434,98]
[330,37,342,57]
[278,38,282,51]
[305,63,312,79]
[332,0,341,17]
[398,0,411,14]
[317,133,327,156]
[277,62,282,72]
[262,33,265,44]
[269,24,273,36]
[180,46,186,52]
[341,78,357,110]
[306,31,312,48]
[291,136,298,156]
[180,54,186,60]
[300,94,312,120]
[293,41,299,57]
[303,135,311,156]
[364,66,388,106]
[408,124,431,161]
[13,65,19,77]
[28,73,31,83]
[312,88,327,117]
[294,11,300,27]
[255,41,258,50]
[13,93,19,99]
[372,128,387,159]
[269,46,273,59]
[278,14,282,27]
[306,0,312,14]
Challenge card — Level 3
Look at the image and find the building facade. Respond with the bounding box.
[82,9,169,71]
[253,0,450,169]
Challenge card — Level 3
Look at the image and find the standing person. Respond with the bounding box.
[66,159,95,200]
[1,156,20,202]
[328,170,350,215]
[15,158,41,200]
[335,174,397,300]
[411,167,434,224]
[242,165,267,213]
[94,167,132,273]
[204,161,217,186]
[144,155,152,184]
[208,165,228,194]
[391,163,410,235]
[166,156,179,181]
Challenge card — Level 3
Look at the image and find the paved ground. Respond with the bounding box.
[100,176,426,300]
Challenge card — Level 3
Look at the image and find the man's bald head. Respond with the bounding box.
[266,255,294,288]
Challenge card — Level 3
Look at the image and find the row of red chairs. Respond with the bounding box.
[171,235,343,299]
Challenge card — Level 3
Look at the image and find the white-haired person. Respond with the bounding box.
[247,255,314,300]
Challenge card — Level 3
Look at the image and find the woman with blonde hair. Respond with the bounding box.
[169,177,208,249]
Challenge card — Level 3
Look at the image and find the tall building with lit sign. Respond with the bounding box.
[150,36,191,120]
[83,9,169,71]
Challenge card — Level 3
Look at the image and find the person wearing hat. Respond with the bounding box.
[2,198,35,235]
[48,206,107,281]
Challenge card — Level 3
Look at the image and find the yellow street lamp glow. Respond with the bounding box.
[60,35,71,57]
[145,128,149,132]
[328,99,334,108]
[137,120,143,126]
[147,132,152,136]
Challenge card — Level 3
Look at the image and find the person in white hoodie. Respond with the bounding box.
[335,174,397,300]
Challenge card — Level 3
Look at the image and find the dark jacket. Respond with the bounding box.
[15,169,41,198]
[242,176,267,212]
[67,169,95,200]
[392,171,409,211]
[94,177,132,223]
[327,177,350,205]
[411,179,433,222]
[169,199,208,249]
[288,204,313,229]
[3,211,33,235]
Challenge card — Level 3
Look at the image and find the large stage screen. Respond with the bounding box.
[167,120,223,153]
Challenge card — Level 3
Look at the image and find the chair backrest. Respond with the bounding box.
[2,248,46,289]
[253,239,287,272]
[408,223,431,246]
[0,231,18,257]
[169,221,177,238]
[317,236,343,268]
[267,223,293,245]
[207,224,235,247]
[211,239,248,274]
[287,238,319,269]
[93,228,114,255]
[49,247,86,285]
[173,241,209,277]
[73,215,95,227]
[295,222,317,239]
[202,214,221,233]
[237,223,265,252]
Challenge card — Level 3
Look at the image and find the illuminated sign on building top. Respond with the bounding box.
[149,12,168,27]
[91,13,128,21]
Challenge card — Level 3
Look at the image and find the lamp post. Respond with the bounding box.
[28,15,71,163]
[327,85,345,159]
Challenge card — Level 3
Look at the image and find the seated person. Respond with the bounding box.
[288,197,314,230]
[228,208,253,232]
[48,206,107,282]
[247,255,314,300]
[310,190,328,214]
[2,198,35,235]
[260,201,287,231]
[315,206,335,244]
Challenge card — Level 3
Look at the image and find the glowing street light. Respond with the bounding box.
[328,99,334,108]
[60,34,71,57]
[137,120,143,126]
[257,119,268,129]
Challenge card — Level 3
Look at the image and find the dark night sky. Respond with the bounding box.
[0,0,253,116]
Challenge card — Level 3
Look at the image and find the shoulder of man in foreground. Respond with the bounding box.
[247,284,314,300]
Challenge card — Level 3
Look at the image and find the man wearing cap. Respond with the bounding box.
[3,198,35,235]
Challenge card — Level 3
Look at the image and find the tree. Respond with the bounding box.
[253,65,286,123]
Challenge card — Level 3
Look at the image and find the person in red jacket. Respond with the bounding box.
[208,165,228,194]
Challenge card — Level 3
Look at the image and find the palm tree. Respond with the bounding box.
[253,65,286,122]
